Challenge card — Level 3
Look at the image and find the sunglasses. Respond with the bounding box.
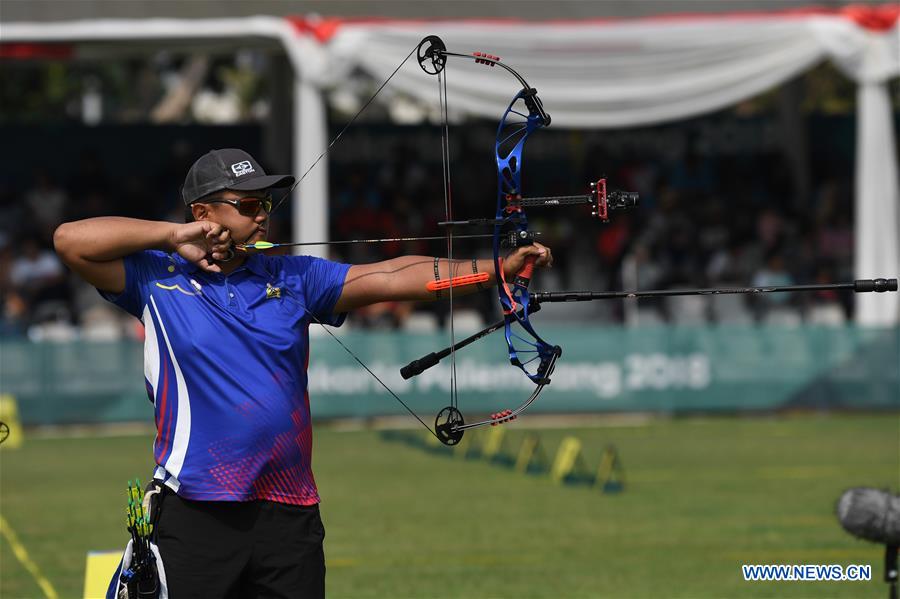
[202,194,273,216]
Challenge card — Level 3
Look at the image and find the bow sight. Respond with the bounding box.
[505,179,640,222]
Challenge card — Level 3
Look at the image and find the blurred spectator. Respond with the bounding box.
[67,191,114,221]
[808,262,852,323]
[751,251,796,318]
[0,183,24,250]
[756,207,787,251]
[817,212,853,264]
[621,243,664,290]
[351,301,415,330]
[667,149,716,194]
[0,116,870,334]
[25,169,68,237]
[119,175,158,220]
[9,234,69,325]
[706,240,741,285]
[697,199,729,256]
[0,242,28,335]
[68,150,110,199]
[157,139,197,221]
[620,242,665,323]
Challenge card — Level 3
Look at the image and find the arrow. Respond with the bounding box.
[235,234,498,251]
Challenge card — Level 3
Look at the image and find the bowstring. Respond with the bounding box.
[267,45,420,218]
[437,64,459,417]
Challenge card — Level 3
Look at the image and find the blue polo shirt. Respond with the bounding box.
[101,250,350,505]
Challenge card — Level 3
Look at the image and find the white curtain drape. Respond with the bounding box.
[324,20,826,127]
[812,18,900,324]
[320,16,900,323]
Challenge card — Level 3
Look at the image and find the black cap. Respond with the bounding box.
[181,148,295,205]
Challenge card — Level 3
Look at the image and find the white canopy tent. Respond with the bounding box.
[4,7,898,323]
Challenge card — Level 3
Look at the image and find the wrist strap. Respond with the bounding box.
[472,259,484,290]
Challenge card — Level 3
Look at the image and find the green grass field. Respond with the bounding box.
[1,413,898,598]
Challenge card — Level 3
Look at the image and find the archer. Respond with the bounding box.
[53,147,553,597]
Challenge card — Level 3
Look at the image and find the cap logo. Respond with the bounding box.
[231,161,255,177]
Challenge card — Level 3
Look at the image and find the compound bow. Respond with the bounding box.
[241,35,636,446]
[409,36,637,444]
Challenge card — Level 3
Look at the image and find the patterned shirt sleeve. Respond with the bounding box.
[281,255,352,327]
[97,250,172,318]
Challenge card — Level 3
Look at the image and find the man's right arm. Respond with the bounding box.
[53,218,180,293]
[53,217,231,293]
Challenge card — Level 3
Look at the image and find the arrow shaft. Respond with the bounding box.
[240,233,495,250]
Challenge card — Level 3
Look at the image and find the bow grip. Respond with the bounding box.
[514,255,537,288]
[401,352,440,379]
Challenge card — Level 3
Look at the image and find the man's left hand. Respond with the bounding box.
[502,242,553,280]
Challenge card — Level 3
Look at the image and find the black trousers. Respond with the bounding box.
[156,491,326,598]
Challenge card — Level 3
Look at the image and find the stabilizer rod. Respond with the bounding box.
[400,304,541,379]
[532,278,897,303]
[399,278,896,380]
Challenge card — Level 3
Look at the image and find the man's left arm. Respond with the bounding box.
[333,243,552,313]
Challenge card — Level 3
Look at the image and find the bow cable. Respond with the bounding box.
[438,61,461,426]
[302,309,440,439]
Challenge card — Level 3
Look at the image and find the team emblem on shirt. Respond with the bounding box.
[266,283,281,299]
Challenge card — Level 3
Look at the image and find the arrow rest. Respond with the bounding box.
[435,406,465,446]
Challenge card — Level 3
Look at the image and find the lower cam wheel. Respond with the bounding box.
[434,407,464,446]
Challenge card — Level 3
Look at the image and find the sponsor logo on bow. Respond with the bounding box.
[266,283,281,299]
[231,161,255,177]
